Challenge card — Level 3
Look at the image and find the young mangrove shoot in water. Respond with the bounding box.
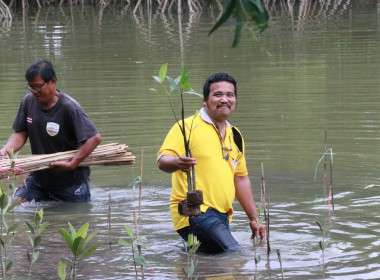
[118,223,151,278]
[182,233,201,279]
[58,222,102,280]
[0,149,21,279]
[26,208,49,276]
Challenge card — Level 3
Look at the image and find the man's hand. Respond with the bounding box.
[50,160,77,171]
[0,148,8,158]
[249,219,265,240]
[177,155,196,173]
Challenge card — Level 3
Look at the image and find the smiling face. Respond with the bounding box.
[203,81,236,125]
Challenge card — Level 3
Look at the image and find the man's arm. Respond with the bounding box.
[234,174,265,239]
[0,131,28,157]
[50,132,102,171]
[157,154,196,173]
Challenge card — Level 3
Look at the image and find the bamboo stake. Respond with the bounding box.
[108,193,112,248]
[261,162,266,207]
[133,211,144,278]
[265,200,270,255]
[139,149,143,218]
[277,249,284,280]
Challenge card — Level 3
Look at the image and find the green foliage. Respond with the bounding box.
[315,220,330,272]
[58,222,102,280]
[209,0,269,47]
[0,150,21,279]
[183,234,200,279]
[26,208,49,276]
[118,225,149,274]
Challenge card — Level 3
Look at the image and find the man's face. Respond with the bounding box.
[27,76,55,105]
[203,81,236,123]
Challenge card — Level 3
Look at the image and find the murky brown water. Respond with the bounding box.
[1,1,380,279]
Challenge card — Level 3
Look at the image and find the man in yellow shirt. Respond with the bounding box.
[157,72,265,254]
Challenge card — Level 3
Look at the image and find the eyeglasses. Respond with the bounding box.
[26,82,47,92]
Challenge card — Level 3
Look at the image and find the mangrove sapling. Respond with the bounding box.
[25,208,49,277]
[151,64,204,216]
[118,223,150,278]
[58,222,102,280]
[182,233,200,280]
[0,150,22,279]
[315,220,330,276]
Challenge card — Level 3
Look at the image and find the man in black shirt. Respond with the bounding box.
[0,60,102,202]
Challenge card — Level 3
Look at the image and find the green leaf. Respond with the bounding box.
[32,251,40,263]
[124,225,134,239]
[72,236,86,257]
[319,240,323,250]
[38,221,49,234]
[159,63,168,82]
[85,230,99,246]
[6,260,13,272]
[184,90,203,98]
[315,220,323,233]
[0,193,8,209]
[152,76,162,84]
[81,242,102,260]
[188,264,194,277]
[76,223,89,239]
[254,255,261,264]
[180,65,188,85]
[27,251,31,262]
[29,236,35,248]
[68,222,77,240]
[209,0,236,36]
[128,176,142,189]
[167,76,179,93]
[59,228,73,248]
[33,235,42,247]
[26,221,35,234]
[118,239,131,247]
[323,240,329,250]
[7,223,18,234]
[134,254,147,266]
[58,259,67,280]
[4,200,20,214]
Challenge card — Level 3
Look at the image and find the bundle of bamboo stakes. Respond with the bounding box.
[0,143,135,179]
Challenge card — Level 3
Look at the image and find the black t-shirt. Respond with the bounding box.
[12,91,99,189]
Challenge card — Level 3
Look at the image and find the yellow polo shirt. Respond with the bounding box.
[157,108,248,231]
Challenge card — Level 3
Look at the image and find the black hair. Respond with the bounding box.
[25,60,56,83]
[203,72,237,100]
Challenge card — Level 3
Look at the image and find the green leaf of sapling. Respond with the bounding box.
[32,251,40,263]
[152,76,162,84]
[134,254,147,266]
[76,223,89,239]
[124,225,134,239]
[159,63,168,81]
[81,242,103,260]
[38,221,49,235]
[59,228,73,248]
[72,236,86,257]
[180,65,188,85]
[58,259,67,280]
[167,76,179,93]
[315,220,323,233]
[118,239,131,247]
[26,221,35,234]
